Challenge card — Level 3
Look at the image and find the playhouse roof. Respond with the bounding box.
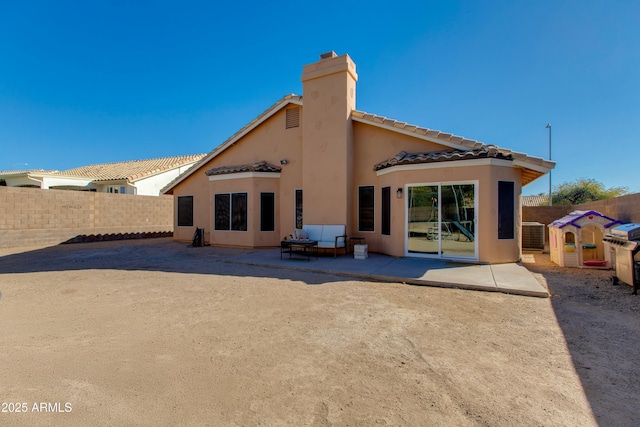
[549,210,622,229]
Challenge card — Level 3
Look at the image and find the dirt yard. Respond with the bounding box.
[0,239,638,426]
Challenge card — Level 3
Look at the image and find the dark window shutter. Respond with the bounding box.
[498,181,515,239]
[177,196,193,227]
[381,187,391,235]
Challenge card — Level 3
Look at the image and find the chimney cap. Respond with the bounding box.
[320,51,337,60]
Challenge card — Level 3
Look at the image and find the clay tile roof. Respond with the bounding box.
[351,110,487,150]
[374,146,513,171]
[0,169,58,175]
[57,154,206,182]
[205,161,282,176]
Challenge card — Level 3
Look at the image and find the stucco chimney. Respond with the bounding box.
[300,52,358,225]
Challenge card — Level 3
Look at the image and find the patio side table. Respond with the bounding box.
[348,237,365,254]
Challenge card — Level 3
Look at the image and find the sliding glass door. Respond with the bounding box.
[406,183,476,259]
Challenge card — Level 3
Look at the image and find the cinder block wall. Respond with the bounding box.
[522,206,572,227]
[523,193,640,225]
[0,186,173,248]
[576,193,640,223]
[522,206,572,250]
[522,192,640,250]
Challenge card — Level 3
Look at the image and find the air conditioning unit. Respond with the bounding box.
[522,222,545,250]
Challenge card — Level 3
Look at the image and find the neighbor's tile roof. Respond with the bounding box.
[521,195,549,206]
[0,169,59,175]
[205,161,281,176]
[374,146,513,171]
[58,154,206,182]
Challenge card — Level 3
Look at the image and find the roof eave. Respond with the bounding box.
[351,113,484,151]
[353,110,556,185]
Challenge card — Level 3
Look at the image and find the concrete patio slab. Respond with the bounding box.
[221,248,549,298]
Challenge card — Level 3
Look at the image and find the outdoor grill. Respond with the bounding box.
[603,223,640,294]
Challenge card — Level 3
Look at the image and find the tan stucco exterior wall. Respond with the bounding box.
[360,163,522,262]
[349,122,523,262]
[350,122,445,254]
[172,107,302,246]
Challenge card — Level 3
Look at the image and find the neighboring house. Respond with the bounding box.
[522,195,549,206]
[163,52,554,263]
[0,154,205,196]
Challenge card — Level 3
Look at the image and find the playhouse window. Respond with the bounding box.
[564,232,575,245]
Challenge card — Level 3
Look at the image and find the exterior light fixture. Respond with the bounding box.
[396,188,403,198]
[280,159,288,165]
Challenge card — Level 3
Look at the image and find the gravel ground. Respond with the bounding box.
[0,239,638,426]
[523,252,640,427]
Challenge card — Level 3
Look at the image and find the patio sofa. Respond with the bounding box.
[296,224,347,257]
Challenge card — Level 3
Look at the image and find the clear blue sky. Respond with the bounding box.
[1,1,638,196]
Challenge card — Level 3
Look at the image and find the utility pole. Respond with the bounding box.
[546,124,552,206]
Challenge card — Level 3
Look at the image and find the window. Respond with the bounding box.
[295,189,303,229]
[381,187,391,235]
[177,196,194,227]
[358,186,374,232]
[260,193,275,232]
[407,183,476,259]
[215,192,247,231]
[498,181,515,239]
[108,185,126,194]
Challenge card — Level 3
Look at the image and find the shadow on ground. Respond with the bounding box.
[524,254,640,427]
[0,238,359,286]
[3,240,638,424]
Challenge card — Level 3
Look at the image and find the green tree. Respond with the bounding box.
[551,178,628,205]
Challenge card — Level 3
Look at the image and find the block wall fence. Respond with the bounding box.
[523,192,640,249]
[0,186,173,248]
[1,186,638,250]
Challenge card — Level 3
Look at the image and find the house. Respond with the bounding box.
[163,52,554,263]
[0,154,205,196]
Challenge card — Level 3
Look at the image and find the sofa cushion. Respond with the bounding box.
[302,225,323,242]
[317,241,337,249]
[295,228,308,240]
[321,225,346,247]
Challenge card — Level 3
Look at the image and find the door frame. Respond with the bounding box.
[403,180,479,261]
